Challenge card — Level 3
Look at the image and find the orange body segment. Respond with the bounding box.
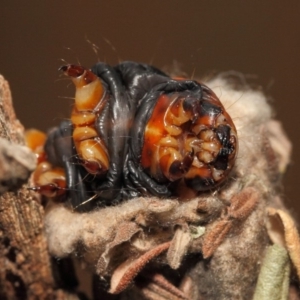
[61,64,110,176]
[25,129,67,198]
[25,129,47,164]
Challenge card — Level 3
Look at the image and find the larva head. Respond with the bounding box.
[139,81,238,192]
[59,64,105,111]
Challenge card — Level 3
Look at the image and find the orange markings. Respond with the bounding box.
[25,129,67,198]
[61,65,109,175]
[25,129,47,164]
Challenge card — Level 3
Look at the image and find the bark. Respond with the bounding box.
[0,75,76,300]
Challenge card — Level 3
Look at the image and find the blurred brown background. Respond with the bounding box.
[0,1,299,217]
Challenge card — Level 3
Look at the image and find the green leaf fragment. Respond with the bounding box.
[253,244,290,300]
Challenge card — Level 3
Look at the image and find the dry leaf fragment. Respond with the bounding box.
[202,219,232,259]
[140,273,188,300]
[228,187,259,220]
[109,241,171,294]
[266,120,292,174]
[97,222,141,275]
[268,208,300,280]
[0,138,36,194]
[139,283,182,300]
[178,276,195,299]
[146,199,178,213]
[167,225,192,269]
[201,187,260,259]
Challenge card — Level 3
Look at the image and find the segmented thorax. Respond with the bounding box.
[60,65,109,175]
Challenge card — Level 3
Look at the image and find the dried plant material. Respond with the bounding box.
[253,244,290,300]
[202,219,232,259]
[196,196,224,222]
[228,187,259,220]
[178,276,196,299]
[146,198,178,214]
[148,274,187,299]
[133,285,177,300]
[188,199,269,299]
[137,273,188,300]
[201,187,259,259]
[266,120,292,174]
[0,137,36,193]
[0,75,25,144]
[167,225,192,269]
[267,207,286,247]
[138,282,183,300]
[97,222,142,274]
[109,242,171,294]
[268,208,300,280]
[45,196,212,272]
